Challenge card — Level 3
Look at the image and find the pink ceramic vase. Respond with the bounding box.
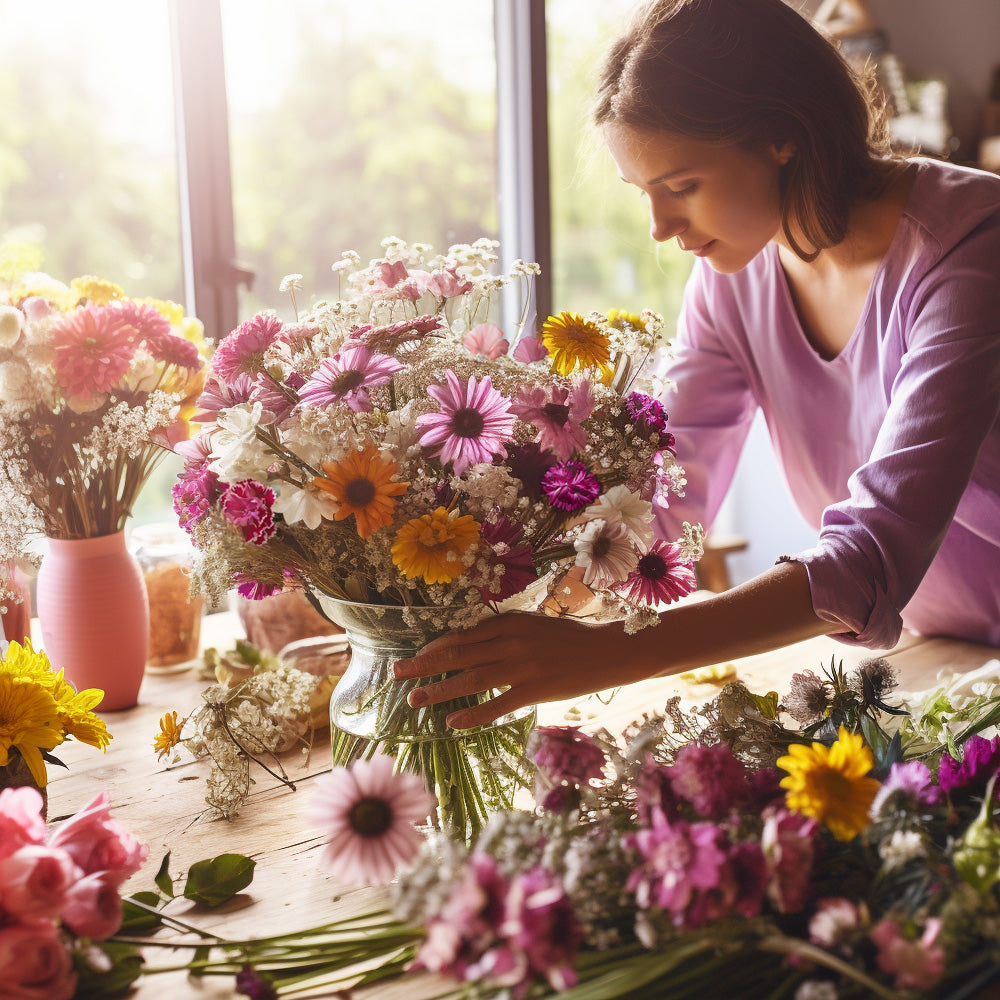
[36,531,149,711]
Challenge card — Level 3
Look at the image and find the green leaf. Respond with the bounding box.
[183,853,256,907]
[72,942,144,999]
[235,638,265,666]
[154,851,174,898]
[189,944,213,977]
[40,749,69,768]
[747,690,781,720]
[118,891,164,934]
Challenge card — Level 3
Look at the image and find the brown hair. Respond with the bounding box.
[593,0,895,261]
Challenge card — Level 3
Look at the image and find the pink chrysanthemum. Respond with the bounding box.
[221,480,276,545]
[479,518,537,603]
[618,540,697,606]
[417,371,516,475]
[541,461,601,512]
[512,381,594,461]
[193,374,255,421]
[211,313,284,383]
[50,304,138,397]
[298,345,403,412]
[306,754,435,885]
[113,301,202,369]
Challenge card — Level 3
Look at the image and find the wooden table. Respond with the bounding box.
[42,612,1000,999]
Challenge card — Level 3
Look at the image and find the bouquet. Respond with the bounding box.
[0,639,111,791]
[176,236,702,837]
[0,247,208,544]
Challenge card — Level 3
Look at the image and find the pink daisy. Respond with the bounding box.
[298,345,403,412]
[618,540,697,606]
[416,371,516,475]
[306,755,435,885]
[512,381,594,461]
[221,480,276,545]
[573,519,638,588]
[211,313,284,383]
[50,304,138,396]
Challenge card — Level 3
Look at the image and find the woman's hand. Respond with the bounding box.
[393,612,638,730]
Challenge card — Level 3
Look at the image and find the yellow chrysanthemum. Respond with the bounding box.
[0,674,64,787]
[0,241,44,283]
[71,275,125,305]
[153,711,183,760]
[391,506,480,584]
[777,726,881,841]
[606,308,644,331]
[542,311,612,380]
[142,297,186,325]
[312,447,409,540]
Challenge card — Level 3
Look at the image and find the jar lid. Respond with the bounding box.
[129,522,195,556]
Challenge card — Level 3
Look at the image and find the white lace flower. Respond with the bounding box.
[209,401,273,482]
[879,829,926,870]
[573,519,639,588]
[273,484,339,530]
[583,484,655,549]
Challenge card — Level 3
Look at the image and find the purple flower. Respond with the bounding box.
[625,391,675,450]
[618,540,697,607]
[298,345,402,412]
[501,442,556,500]
[172,465,220,533]
[541,461,601,512]
[235,575,283,601]
[530,726,607,787]
[221,480,276,545]
[669,742,751,819]
[417,371,516,475]
[501,866,582,992]
[211,313,283,383]
[235,963,277,1000]
[478,518,537,603]
[870,760,943,818]
[511,381,594,461]
[761,806,818,914]
[937,735,1000,798]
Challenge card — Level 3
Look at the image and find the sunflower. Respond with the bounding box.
[777,726,881,841]
[0,674,64,787]
[153,711,184,760]
[391,506,481,584]
[312,447,409,539]
[541,311,612,380]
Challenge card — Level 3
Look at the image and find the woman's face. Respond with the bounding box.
[604,123,792,274]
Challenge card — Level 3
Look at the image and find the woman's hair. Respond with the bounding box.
[593,0,895,260]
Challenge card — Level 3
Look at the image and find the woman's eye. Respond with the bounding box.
[669,182,698,198]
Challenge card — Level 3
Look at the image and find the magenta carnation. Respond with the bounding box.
[211,313,283,383]
[235,575,283,601]
[541,461,601,512]
[221,480,276,544]
[618,540,697,606]
[172,465,220,532]
[937,735,1000,798]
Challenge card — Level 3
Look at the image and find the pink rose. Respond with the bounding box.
[0,846,76,921]
[0,788,47,861]
[60,872,123,940]
[48,792,148,886]
[0,921,77,1000]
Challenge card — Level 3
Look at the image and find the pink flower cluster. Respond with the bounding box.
[417,853,582,995]
[0,788,148,1000]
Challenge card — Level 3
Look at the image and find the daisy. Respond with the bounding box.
[618,540,697,606]
[391,507,481,585]
[541,312,611,380]
[272,483,339,530]
[777,726,881,841]
[50,304,137,397]
[512,381,594,461]
[573,519,638,588]
[211,312,284,383]
[306,754,435,885]
[416,371,516,475]
[542,461,601,512]
[153,711,183,760]
[584,484,654,548]
[298,345,402,412]
[311,447,409,539]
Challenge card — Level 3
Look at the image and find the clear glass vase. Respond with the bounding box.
[312,595,537,842]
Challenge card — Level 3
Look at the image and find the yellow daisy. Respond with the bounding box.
[153,711,184,760]
[71,275,125,305]
[312,447,409,540]
[0,674,64,787]
[542,311,612,380]
[391,507,480,585]
[776,726,881,841]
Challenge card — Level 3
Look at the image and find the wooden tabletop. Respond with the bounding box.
[41,612,1000,999]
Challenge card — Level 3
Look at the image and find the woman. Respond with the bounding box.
[395,0,1000,728]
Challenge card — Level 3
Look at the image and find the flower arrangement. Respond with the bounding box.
[103,657,1000,1000]
[174,236,701,837]
[0,246,208,546]
[153,640,340,819]
[0,786,148,1000]
[0,640,111,790]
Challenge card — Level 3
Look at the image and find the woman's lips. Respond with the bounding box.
[683,239,716,257]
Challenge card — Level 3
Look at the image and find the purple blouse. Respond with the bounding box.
[655,158,1000,648]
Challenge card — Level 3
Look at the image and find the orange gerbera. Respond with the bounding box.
[312,447,409,539]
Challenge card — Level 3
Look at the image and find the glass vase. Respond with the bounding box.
[312,594,537,842]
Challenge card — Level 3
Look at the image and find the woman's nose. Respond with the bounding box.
[649,203,687,243]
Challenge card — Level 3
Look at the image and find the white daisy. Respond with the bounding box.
[583,484,655,549]
[573,518,639,588]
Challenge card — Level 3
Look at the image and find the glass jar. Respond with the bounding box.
[129,523,204,668]
[0,559,32,649]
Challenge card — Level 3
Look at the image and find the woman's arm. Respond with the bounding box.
[394,560,842,729]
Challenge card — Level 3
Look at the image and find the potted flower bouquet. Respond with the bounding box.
[175,236,702,839]
[0,251,209,708]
